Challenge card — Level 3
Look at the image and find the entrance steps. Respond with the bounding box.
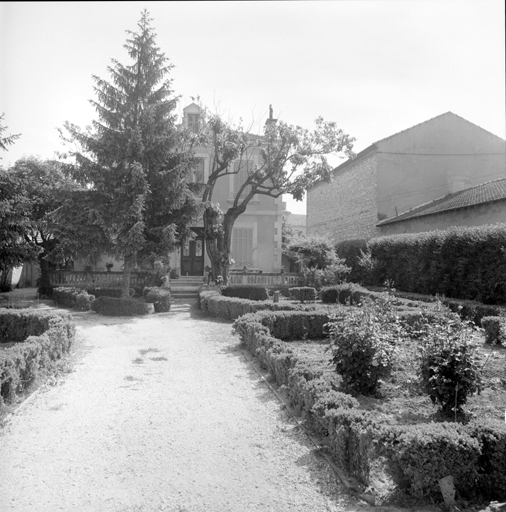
[169,275,203,299]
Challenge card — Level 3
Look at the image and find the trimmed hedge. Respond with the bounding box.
[289,287,317,303]
[481,316,506,344]
[144,287,171,313]
[0,309,76,405]
[199,289,321,321]
[378,422,482,500]
[53,287,95,311]
[235,310,330,341]
[86,287,134,298]
[91,296,151,316]
[320,283,365,304]
[232,309,506,502]
[220,285,269,301]
[441,298,506,326]
[365,224,506,305]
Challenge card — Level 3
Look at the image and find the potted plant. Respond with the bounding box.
[106,262,114,272]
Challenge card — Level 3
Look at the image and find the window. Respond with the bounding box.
[187,113,200,133]
[232,228,254,267]
[233,159,253,198]
[192,158,205,183]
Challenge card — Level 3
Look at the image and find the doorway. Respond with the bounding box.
[181,228,205,276]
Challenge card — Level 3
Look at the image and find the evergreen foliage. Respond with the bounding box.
[0,113,20,157]
[56,11,203,296]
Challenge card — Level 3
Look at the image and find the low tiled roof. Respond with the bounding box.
[378,178,506,225]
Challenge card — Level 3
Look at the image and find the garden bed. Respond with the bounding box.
[202,289,506,506]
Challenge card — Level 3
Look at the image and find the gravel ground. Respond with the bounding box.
[0,300,369,512]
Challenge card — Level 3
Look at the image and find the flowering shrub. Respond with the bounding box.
[417,313,483,417]
[327,296,400,395]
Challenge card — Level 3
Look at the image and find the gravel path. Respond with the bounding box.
[0,300,367,512]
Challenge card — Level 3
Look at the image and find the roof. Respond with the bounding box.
[378,178,506,225]
[309,112,506,190]
[375,111,505,146]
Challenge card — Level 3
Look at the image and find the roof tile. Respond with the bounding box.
[378,178,506,225]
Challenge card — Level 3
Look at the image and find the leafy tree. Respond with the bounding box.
[0,169,40,288]
[57,11,203,296]
[0,113,20,158]
[0,116,27,290]
[6,157,78,295]
[287,232,350,288]
[287,233,338,269]
[198,110,355,282]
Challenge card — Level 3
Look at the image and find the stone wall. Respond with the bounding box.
[307,152,379,243]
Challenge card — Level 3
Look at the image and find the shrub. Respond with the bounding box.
[327,296,400,395]
[417,315,483,417]
[144,287,171,312]
[320,283,366,304]
[289,287,317,303]
[199,289,309,321]
[441,298,506,326]
[297,263,351,289]
[235,310,331,341]
[220,285,269,301]
[481,316,506,344]
[365,224,506,304]
[91,296,151,316]
[335,238,368,283]
[36,275,53,298]
[0,309,76,405]
[378,422,482,500]
[86,287,134,298]
[53,287,95,311]
[470,420,506,500]
[287,233,340,269]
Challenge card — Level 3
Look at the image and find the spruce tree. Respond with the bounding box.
[58,11,202,295]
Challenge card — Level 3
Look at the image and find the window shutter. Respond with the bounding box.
[232,228,254,267]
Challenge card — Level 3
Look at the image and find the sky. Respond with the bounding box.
[1,1,505,215]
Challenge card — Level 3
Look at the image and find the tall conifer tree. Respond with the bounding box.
[58,11,202,295]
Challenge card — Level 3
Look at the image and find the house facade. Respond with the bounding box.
[167,103,286,276]
[377,178,506,236]
[307,112,506,242]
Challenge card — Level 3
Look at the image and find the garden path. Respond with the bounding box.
[0,300,368,512]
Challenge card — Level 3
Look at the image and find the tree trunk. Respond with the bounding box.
[203,204,244,285]
[122,258,132,298]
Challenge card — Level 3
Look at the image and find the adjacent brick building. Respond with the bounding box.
[377,178,506,236]
[307,112,506,242]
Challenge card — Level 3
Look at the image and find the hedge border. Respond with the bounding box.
[231,308,506,503]
[0,309,76,407]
